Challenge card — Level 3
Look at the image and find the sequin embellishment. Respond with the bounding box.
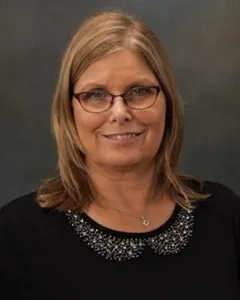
[66,208,194,262]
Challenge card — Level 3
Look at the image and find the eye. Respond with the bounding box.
[81,89,106,101]
[128,86,153,97]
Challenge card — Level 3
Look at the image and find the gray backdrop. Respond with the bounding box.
[0,0,239,207]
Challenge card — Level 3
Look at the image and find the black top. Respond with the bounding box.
[0,181,240,300]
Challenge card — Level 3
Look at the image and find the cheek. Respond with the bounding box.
[147,113,166,150]
[136,97,166,135]
[138,99,166,151]
[152,96,166,134]
[73,103,105,146]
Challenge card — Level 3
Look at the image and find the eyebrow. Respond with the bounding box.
[76,78,159,93]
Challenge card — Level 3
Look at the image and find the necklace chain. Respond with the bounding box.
[94,201,152,227]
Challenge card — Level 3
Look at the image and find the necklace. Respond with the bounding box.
[94,201,152,227]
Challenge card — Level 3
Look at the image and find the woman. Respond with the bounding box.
[0,10,240,300]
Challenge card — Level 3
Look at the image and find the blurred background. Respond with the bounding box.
[0,0,239,207]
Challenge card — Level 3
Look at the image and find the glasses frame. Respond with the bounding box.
[73,85,161,114]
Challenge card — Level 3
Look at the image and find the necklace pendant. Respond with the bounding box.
[140,216,150,227]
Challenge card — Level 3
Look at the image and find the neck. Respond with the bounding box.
[86,160,158,214]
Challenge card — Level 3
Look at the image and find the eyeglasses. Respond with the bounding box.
[73,85,161,113]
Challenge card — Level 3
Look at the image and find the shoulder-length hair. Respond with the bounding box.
[37,10,208,212]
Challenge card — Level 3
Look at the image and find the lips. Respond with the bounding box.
[103,131,144,140]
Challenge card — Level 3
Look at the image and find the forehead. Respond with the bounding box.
[74,49,157,91]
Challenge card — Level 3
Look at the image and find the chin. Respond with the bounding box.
[104,156,145,170]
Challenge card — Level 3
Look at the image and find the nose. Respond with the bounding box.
[108,96,133,124]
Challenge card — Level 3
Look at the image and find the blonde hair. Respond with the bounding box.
[37,10,209,212]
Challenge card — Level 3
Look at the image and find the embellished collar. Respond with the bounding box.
[66,205,194,262]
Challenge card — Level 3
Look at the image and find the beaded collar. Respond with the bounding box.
[66,206,194,262]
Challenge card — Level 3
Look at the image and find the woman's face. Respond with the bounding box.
[72,49,166,169]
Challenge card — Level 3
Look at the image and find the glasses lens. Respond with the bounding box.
[125,86,158,109]
[76,86,159,113]
[79,90,111,113]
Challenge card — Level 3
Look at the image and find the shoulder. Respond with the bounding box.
[202,180,239,196]
[0,191,60,238]
[192,180,240,224]
[0,191,44,224]
[1,191,39,211]
[0,192,42,264]
[200,180,240,208]
[0,191,70,264]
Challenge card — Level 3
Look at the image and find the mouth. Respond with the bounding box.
[103,131,145,141]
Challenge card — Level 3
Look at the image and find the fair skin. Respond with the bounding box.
[72,49,175,232]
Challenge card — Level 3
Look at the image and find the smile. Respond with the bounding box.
[105,132,142,140]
